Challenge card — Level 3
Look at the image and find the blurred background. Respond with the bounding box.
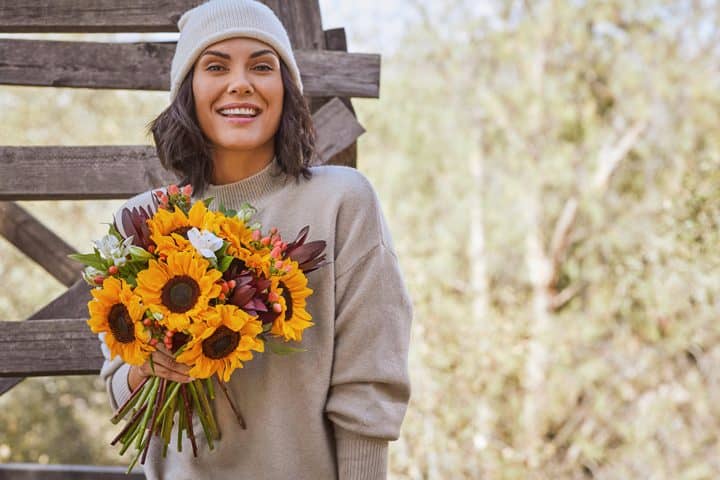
[1,0,720,478]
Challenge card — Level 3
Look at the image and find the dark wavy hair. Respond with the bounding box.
[146,58,316,197]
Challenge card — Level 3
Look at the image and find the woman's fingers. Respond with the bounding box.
[147,344,192,376]
[142,362,193,383]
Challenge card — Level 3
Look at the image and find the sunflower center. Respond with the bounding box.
[161,275,200,313]
[279,282,294,319]
[108,303,135,343]
[170,226,193,238]
[202,326,240,359]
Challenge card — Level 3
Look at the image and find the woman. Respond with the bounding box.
[98,1,413,479]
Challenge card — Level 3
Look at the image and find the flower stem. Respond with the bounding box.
[205,376,215,400]
[180,384,198,457]
[188,381,214,450]
[111,375,150,424]
[112,402,147,447]
[216,374,246,429]
[193,380,219,440]
[140,378,166,464]
[135,377,159,450]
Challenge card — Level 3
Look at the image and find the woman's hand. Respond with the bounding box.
[128,344,193,391]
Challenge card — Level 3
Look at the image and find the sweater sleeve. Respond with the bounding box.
[324,173,413,480]
[98,333,133,411]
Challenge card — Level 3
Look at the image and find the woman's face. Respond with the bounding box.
[192,37,284,154]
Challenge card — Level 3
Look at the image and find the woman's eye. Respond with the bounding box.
[254,64,273,71]
[206,65,224,71]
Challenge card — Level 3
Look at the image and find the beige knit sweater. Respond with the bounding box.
[98,156,413,479]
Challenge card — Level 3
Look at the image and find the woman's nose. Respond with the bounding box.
[227,72,253,95]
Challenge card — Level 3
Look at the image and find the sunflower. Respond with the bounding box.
[148,201,218,256]
[134,251,222,331]
[176,304,264,382]
[213,216,271,277]
[88,276,152,365]
[268,261,314,342]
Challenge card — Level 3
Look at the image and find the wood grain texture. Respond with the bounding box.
[0,280,91,395]
[0,0,322,34]
[0,39,380,98]
[312,97,365,166]
[0,202,79,286]
[0,318,104,376]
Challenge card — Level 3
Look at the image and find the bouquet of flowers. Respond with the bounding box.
[70,184,327,472]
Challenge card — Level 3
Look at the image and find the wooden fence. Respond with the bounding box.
[0,1,379,477]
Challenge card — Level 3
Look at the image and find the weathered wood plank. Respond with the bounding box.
[0,202,79,286]
[312,97,365,166]
[0,99,364,199]
[321,27,358,168]
[0,280,92,394]
[0,0,320,35]
[264,0,324,50]
[0,39,380,98]
[0,318,104,376]
[0,463,143,480]
[0,145,178,200]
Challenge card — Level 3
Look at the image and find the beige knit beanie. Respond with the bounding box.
[169,0,303,101]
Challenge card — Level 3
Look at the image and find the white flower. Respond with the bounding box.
[93,234,134,266]
[187,227,223,260]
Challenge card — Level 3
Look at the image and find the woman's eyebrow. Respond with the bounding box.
[199,49,278,60]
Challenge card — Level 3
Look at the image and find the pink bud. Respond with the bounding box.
[94,275,105,285]
[271,246,282,259]
[261,237,271,246]
[150,338,158,346]
[168,184,179,195]
[275,260,283,269]
[181,184,193,196]
[270,227,278,235]
[143,318,151,326]
[273,303,282,313]
[284,264,292,272]
[268,292,279,302]
[252,230,261,241]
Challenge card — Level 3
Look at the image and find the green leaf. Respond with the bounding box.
[202,196,215,209]
[262,322,273,333]
[216,241,229,258]
[265,340,307,355]
[128,245,153,261]
[218,255,234,273]
[67,252,106,270]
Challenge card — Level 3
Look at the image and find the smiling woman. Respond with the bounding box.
[98,1,413,480]
[146,16,316,198]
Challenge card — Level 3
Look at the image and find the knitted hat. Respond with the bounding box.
[169,0,303,101]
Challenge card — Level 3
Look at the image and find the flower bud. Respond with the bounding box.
[94,275,105,285]
[273,303,282,313]
[150,338,158,346]
[228,279,236,290]
[271,246,282,259]
[108,265,119,275]
[252,230,261,241]
[274,260,283,270]
[143,318,151,326]
[168,184,179,195]
[261,236,271,246]
[181,184,193,196]
[268,291,279,302]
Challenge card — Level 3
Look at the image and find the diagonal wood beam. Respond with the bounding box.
[0,202,79,286]
[0,99,365,200]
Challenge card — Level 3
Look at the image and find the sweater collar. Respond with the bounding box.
[202,155,287,209]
